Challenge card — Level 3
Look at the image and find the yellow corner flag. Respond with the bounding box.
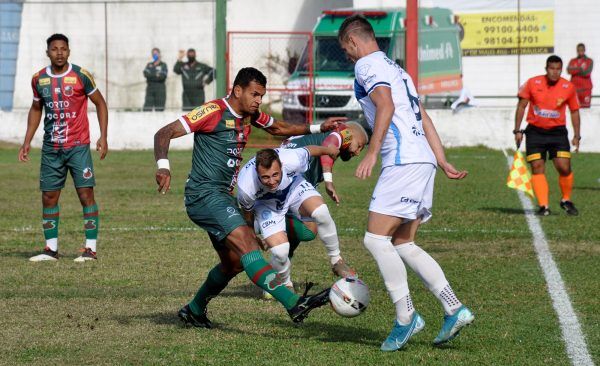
[507,151,534,197]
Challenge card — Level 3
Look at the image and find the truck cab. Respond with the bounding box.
[283,8,463,122]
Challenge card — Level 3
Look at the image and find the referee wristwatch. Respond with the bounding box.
[512,129,524,135]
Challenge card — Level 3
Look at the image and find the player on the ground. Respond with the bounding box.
[154,67,345,327]
[19,33,108,262]
[237,147,356,294]
[515,55,581,216]
[278,121,370,260]
[338,15,474,351]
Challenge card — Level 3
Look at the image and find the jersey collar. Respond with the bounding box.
[222,98,243,118]
[46,63,72,78]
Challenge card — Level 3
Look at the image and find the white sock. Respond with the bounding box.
[46,238,58,252]
[363,232,410,317]
[394,242,462,315]
[394,294,415,325]
[311,204,342,265]
[86,239,97,252]
[269,242,292,285]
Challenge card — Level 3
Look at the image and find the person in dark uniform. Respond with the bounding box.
[173,48,214,111]
[143,48,167,111]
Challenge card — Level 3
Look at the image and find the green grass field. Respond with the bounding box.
[0,143,598,365]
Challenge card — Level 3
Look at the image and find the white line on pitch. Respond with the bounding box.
[504,150,594,366]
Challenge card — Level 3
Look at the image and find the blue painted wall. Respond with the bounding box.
[0,2,23,111]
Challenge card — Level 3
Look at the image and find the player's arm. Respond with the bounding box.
[304,144,339,160]
[253,112,347,136]
[580,58,593,76]
[514,97,529,148]
[567,60,581,75]
[18,100,43,162]
[356,86,394,179]
[153,121,188,194]
[320,133,342,204]
[420,101,467,180]
[570,110,581,152]
[89,90,109,160]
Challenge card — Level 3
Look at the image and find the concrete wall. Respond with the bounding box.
[2,108,598,152]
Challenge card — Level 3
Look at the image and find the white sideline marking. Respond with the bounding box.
[505,151,594,366]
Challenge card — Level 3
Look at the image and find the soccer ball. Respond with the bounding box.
[329,277,370,318]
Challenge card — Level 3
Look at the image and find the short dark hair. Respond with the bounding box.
[546,55,562,67]
[577,43,585,49]
[338,14,375,42]
[255,149,281,172]
[46,34,69,49]
[233,67,267,88]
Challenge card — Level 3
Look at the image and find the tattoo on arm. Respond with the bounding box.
[154,121,186,160]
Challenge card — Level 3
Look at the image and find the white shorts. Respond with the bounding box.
[255,178,321,239]
[369,163,436,223]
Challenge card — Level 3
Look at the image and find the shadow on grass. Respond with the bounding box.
[113,311,182,326]
[478,207,529,215]
[219,281,328,300]
[219,318,382,346]
[575,186,600,191]
[0,249,43,259]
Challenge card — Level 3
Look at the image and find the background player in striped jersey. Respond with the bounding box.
[19,33,108,262]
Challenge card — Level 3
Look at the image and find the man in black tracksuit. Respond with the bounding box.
[173,48,214,111]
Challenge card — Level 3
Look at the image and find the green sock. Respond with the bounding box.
[42,205,59,245]
[241,250,299,310]
[286,216,316,259]
[83,204,99,240]
[189,265,236,315]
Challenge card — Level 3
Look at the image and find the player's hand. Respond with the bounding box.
[325,182,340,205]
[572,136,581,153]
[439,161,468,180]
[355,152,377,179]
[156,168,171,194]
[178,50,185,60]
[515,131,523,149]
[18,143,31,162]
[96,137,108,160]
[320,117,348,132]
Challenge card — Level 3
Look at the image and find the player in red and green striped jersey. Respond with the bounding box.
[19,34,108,262]
[154,67,346,327]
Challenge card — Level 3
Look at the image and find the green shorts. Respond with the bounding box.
[40,144,96,191]
[185,190,247,247]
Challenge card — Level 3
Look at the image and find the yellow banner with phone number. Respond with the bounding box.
[458,10,554,56]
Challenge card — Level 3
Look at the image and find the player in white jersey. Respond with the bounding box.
[237,147,356,292]
[338,15,474,351]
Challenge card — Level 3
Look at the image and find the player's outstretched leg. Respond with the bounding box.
[394,241,474,344]
[309,203,356,278]
[263,242,294,300]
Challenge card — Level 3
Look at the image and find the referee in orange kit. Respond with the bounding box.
[514,55,581,216]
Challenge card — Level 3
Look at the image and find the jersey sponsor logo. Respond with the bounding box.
[186,102,220,123]
[39,78,51,86]
[225,119,235,129]
[411,125,425,137]
[261,219,276,229]
[64,76,77,84]
[46,100,70,109]
[533,106,560,119]
[83,167,93,179]
[556,98,564,106]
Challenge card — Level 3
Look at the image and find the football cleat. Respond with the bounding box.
[433,305,475,345]
[536,206,551,216]
[331,258,357,278]
[287,282,330,323]
[559,200,579,216]
[74,248,97,262]
[178,304,213,329]
[380,312,423,352]
[29,247,59,262]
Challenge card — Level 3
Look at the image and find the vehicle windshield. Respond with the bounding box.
[296,36,391,73]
